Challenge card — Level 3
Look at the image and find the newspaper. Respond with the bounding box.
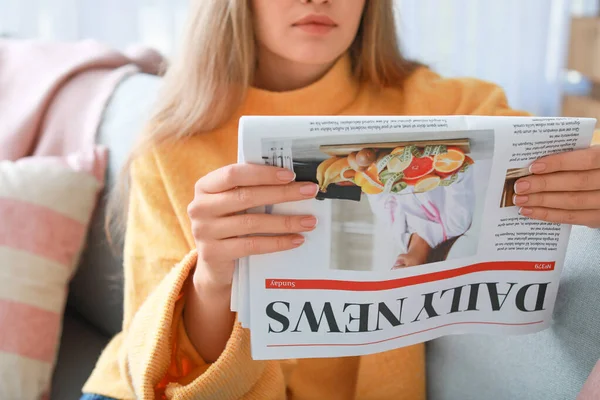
[233,115,596,360]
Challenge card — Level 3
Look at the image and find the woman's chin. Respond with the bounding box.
[283,46,346,67]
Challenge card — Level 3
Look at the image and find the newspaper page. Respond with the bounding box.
[234,115,596,360]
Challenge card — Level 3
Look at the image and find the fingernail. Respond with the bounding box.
[529,163,546,174]
[519,207,533,216]
[514,181,530,194]
[513,195,528,205]
[292,236,305,246]
[277,170,296,182]
[300,183,319,196]
[300,216,318,228]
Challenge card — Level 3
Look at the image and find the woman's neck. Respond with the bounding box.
[253,47,337,92]
[243,52,359,116]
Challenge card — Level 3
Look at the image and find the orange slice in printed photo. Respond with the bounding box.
[402,156,435,185]
[433,147,466,175]
[387,146,413,173]
[414,174,441,193]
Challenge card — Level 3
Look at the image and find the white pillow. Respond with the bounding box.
[0,148,106,400]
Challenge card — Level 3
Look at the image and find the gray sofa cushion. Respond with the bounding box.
[426,225,600,400]
[69,73,162,336]
[51,310,110,400]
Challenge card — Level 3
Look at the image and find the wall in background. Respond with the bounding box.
[395,0,598,116]
[0,0,598,116]
[395,0,576,116]
[0,0,189,55]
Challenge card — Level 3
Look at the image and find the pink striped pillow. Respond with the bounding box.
[0,148,107,400]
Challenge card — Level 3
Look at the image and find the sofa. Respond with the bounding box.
[50,72,600,400]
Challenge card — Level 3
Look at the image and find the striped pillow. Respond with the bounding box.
[0,148,106,400]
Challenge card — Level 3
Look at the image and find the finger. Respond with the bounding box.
[203,182,319,216]
[519,207,600,228]
[200,214,318,239]
[529,146,600,174]
[513,190,600,210]
[394,256,407,268]
[514,169,600,195]
[205,235,306,261]
[196,164,297,194]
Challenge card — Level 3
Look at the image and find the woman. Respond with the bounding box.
[82,0,600,399]
[368,163,475,269]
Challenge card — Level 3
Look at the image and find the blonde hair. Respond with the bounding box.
[106,0,420,242]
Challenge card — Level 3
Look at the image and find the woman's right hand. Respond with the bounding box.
[184,163,319,363]
[188,163,320,292]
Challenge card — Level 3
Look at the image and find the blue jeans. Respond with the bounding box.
[80,395,117,400]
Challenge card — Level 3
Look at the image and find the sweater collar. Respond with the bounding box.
[242,54,360,116]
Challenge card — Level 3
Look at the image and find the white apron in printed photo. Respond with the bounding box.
[368,166,475,271]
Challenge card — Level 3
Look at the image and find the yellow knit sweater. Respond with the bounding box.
[83,55,535,400]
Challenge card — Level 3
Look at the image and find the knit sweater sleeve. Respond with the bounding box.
[84,150,286,400]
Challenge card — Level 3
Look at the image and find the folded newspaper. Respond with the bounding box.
[233,115,596,360]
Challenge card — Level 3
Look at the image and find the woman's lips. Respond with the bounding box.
[293,15,337,35]
[295,23,335,34]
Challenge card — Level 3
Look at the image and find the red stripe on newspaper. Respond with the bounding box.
[265,261,555,291]
[266,320,545,348]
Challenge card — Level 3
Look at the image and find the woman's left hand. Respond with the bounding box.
[513,146,600,228]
